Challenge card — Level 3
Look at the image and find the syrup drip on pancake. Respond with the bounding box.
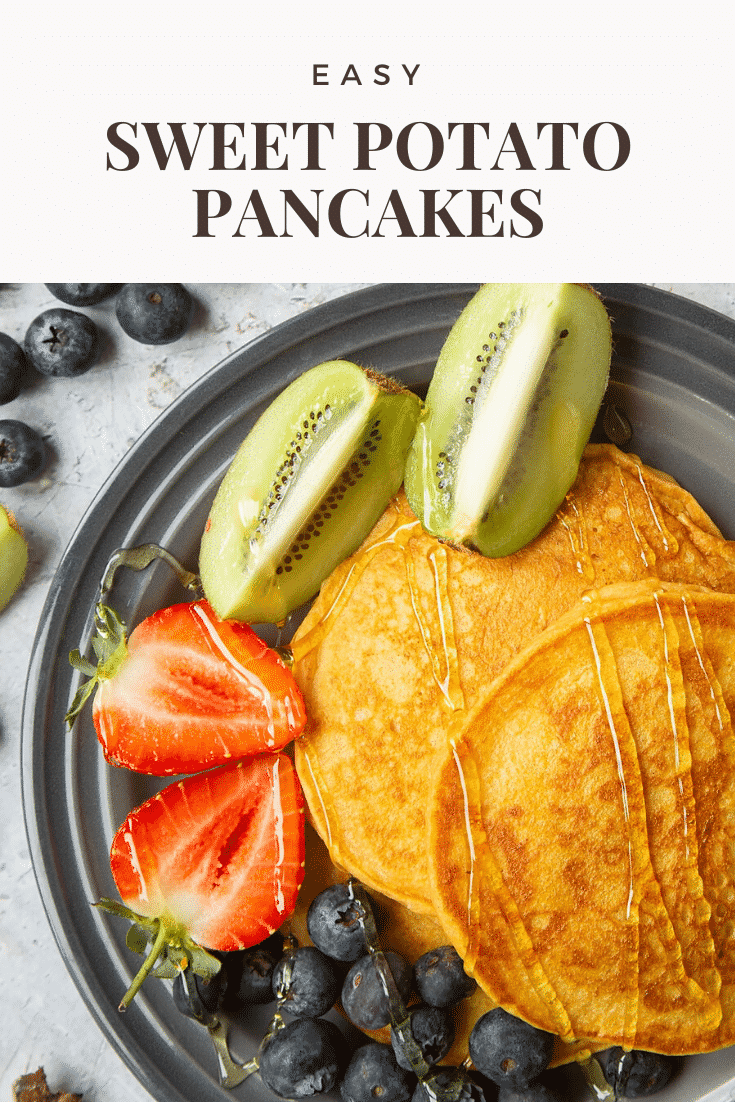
[557,495,596,581]
[406,545,465,713]
[291,512,421,664]
[615,460,656,569]
[634,462,679,556]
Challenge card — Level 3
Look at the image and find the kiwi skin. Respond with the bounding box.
[404,283,611,557]
[200,360,422,624]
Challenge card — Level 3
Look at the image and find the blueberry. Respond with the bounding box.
[341,1043,415,1102]
[172,965,227,1022]
[307,882,375,962]
[273,945,342,1018]
[598,1047,676,1097]
[24,308,99,377]
[0,334,26,404]
[195,967,228,1014]
[391,1005,454,1071]
[342,951,413,1031]
[45,283,119,306]
[228,941,282,1006]
[172,970,203,1021]
[0,420,46,487]
[115,283,194,345]
[259,1017,345,1098]
[468,1008,554,1091]
[414,946,476,1008]
[412,1067,487,1102]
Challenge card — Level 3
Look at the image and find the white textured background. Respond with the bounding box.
[2,283,735,1101]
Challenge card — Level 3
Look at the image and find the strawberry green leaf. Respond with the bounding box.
[151,959,181,980]
[96,896,222,1010]
[66,603,128,728]
[125,924,151,956]
[95,897,149,925]
[189,945,223,982]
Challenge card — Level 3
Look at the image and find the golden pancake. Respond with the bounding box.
[288,822,605,1069]
[430,581,735,1053]
[292,445,735,913]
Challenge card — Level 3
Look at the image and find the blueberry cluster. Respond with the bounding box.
[173,927,349,1098]
[170,882,678,1101]
[0,284,194,487]
[306,882,484,1102]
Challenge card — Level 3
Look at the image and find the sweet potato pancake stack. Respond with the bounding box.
[291,443,735,1054]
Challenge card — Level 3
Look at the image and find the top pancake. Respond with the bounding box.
[292,444,735,913]
[429,581,735,1054]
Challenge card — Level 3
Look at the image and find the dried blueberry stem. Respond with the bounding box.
[99,543,201,602]
[347,880,467,1102]
[180,967,252,1089]
[208,1020,253,1089]
[579,1055,616,1100]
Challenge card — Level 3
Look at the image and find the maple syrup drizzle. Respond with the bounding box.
[403,549,440,689]
[402,542,466,710]
[557,492,596,581]
[615,461,654,569]
[191,601,276,746]
[123,828,148,903]
[450,741,476,931]
[453,733,575,1044]
[290,513,421,662]
[428,547,465,711]
[293,496,465,712]
[650,592,723,1002]
[582,604,640,1047]
[653,592,690,860]
[271,756,287,913]
[681,594,725,734]
[635,461,679,556]
[299,747,334,851]
[581,593,720,1042]
[583,610,635,920]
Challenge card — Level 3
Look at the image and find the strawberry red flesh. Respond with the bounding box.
[91,598,306,774]
[110,753,305,952]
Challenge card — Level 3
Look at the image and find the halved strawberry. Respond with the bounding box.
[100,752,305,1008]
[67,597,307,774]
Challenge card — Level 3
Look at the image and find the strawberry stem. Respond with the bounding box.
[119,919,169,1011]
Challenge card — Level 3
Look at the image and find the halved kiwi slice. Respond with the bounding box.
[404,283,612,557]
[200,360,422,624]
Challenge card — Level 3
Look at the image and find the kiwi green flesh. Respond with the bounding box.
[199,360,422,624]
[0,505,28,612]
[404,283,612,557]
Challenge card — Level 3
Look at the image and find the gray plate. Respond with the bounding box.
[21,284,735,1102]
